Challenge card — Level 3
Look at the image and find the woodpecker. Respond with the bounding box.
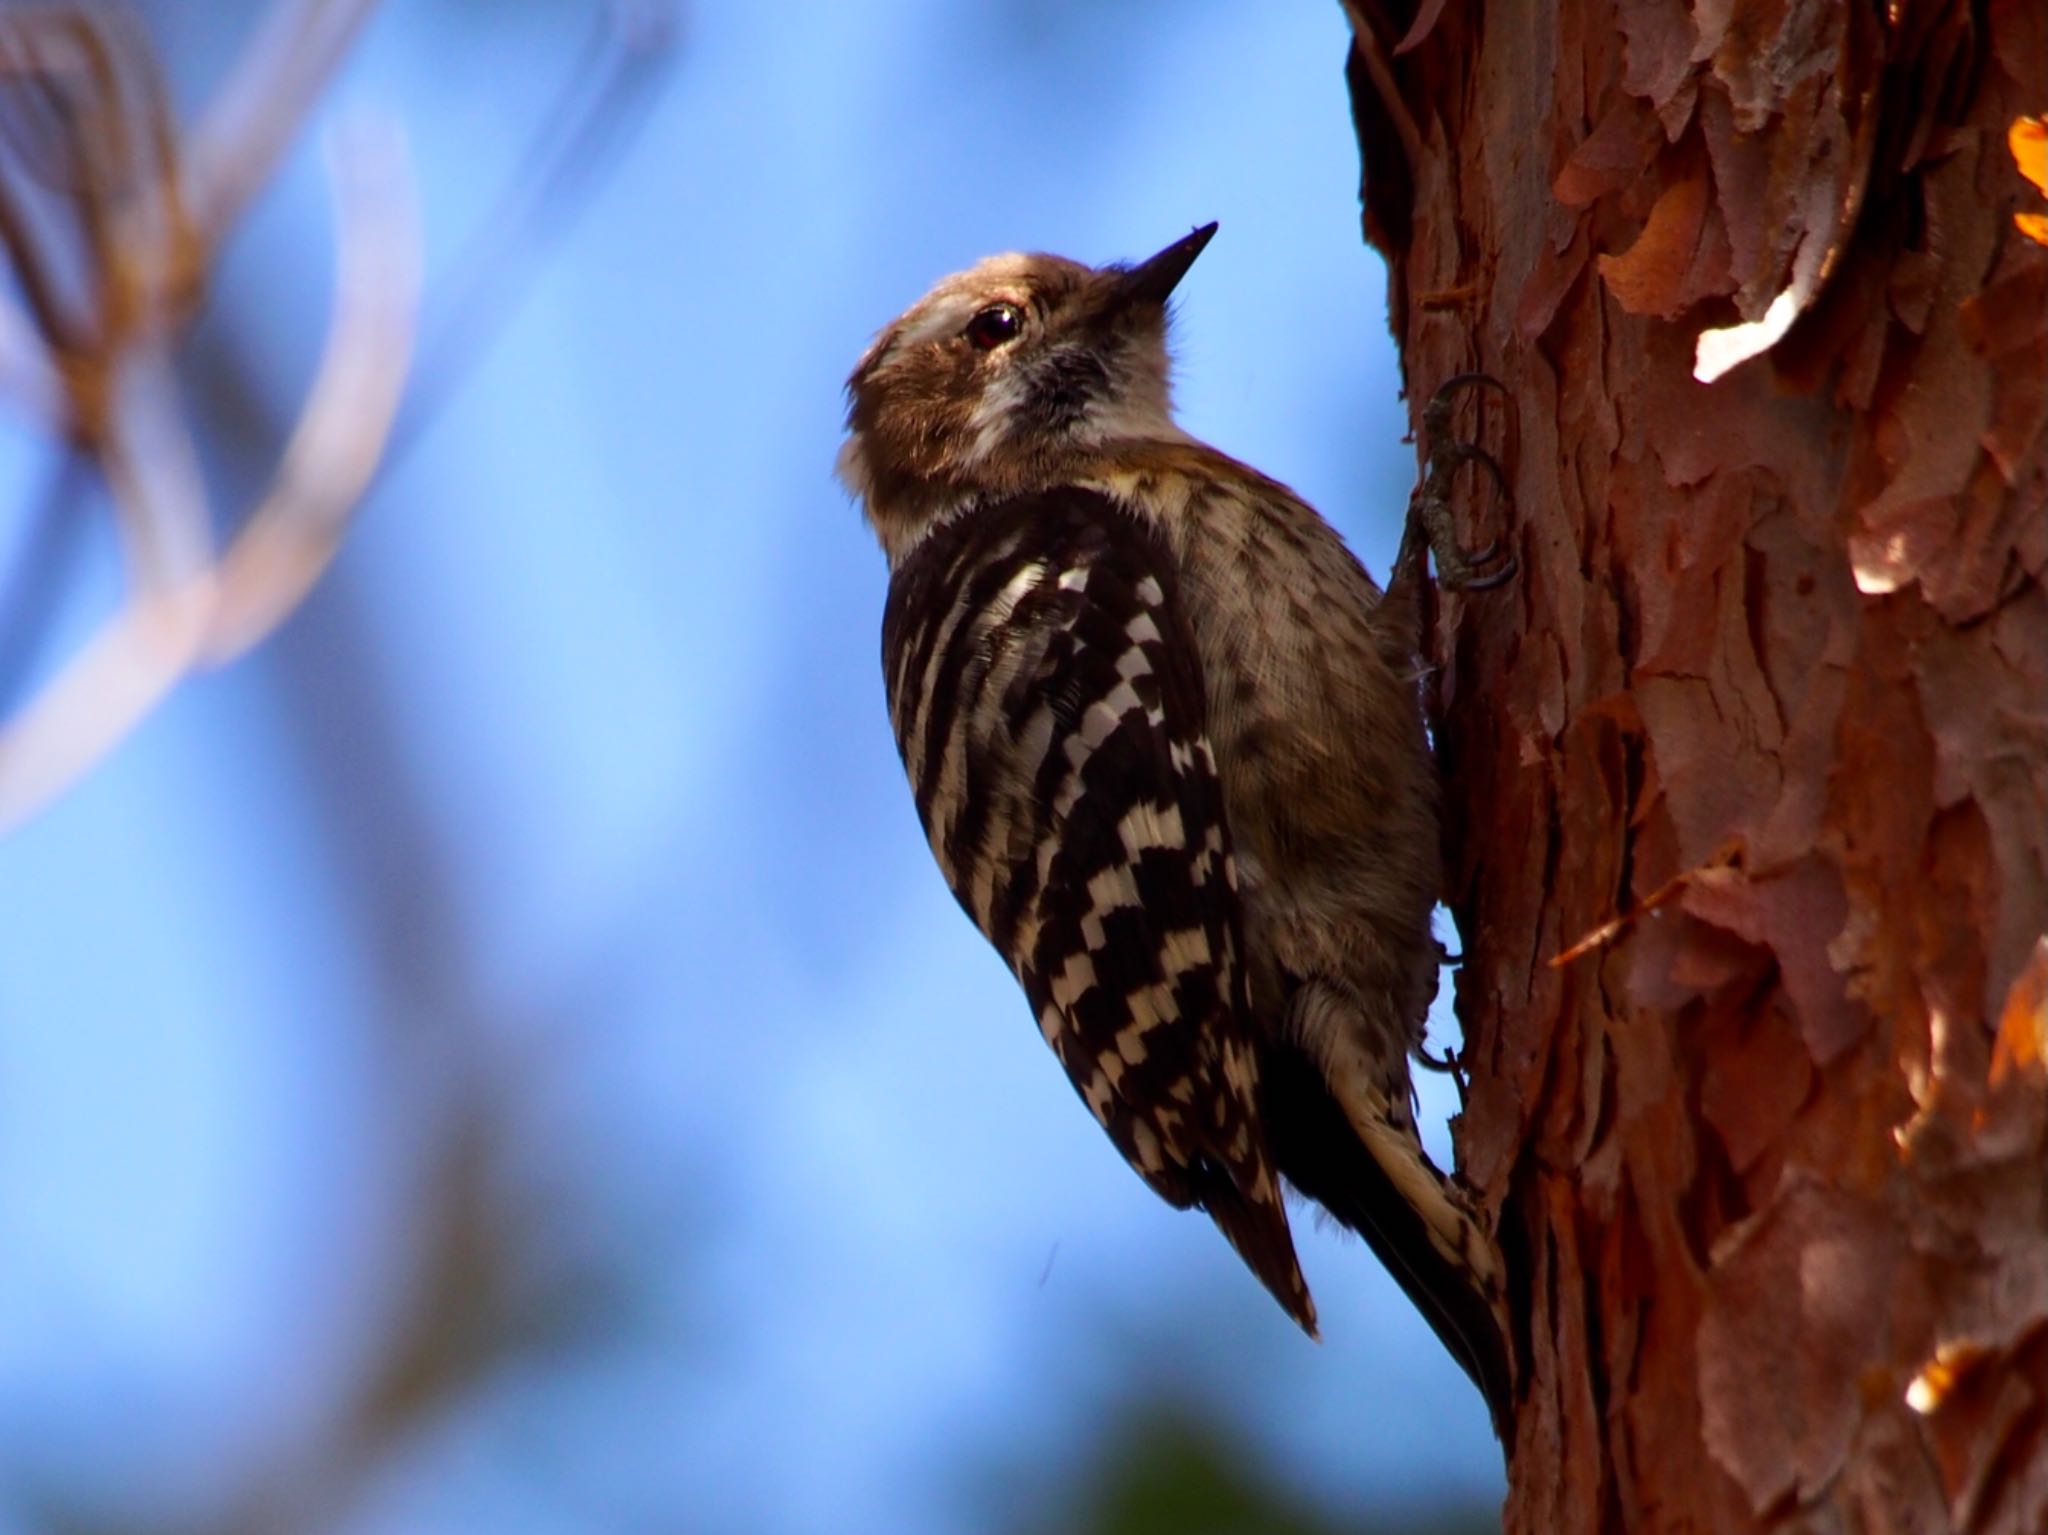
[838,223,1516,1432]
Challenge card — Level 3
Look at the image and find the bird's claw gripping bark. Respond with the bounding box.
[1413,373,1516,593]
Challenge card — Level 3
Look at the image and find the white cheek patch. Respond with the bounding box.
[963,366,1029,466]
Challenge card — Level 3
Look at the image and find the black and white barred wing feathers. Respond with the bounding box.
[882,488,1316,1335]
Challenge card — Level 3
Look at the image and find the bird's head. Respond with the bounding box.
[838,223,1216,562]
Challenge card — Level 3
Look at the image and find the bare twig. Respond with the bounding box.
[182,0,380,242]
[0,1,674,835]
[1548,841,1746,968]
[206,117,419,660]
[0,349,213,827]
[0,118,417,833]
[395,0,677,455]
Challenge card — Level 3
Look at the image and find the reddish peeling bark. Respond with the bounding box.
[1345,2,2047,1531]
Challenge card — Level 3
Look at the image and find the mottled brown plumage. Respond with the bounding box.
[840,224,1515,1432]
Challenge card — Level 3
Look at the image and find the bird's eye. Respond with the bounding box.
[965,303,1024,350]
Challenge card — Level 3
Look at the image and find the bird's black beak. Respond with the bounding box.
[1113,222,1218,309]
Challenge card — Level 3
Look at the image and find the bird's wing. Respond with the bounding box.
[883,486,1314,1334]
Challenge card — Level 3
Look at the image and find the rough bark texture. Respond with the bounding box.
[1345,3,2048,1531]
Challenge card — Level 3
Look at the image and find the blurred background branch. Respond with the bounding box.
[0,0,674,835]
[3,5,685,1533]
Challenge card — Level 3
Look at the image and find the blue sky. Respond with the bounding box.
[0,3,1504,1530]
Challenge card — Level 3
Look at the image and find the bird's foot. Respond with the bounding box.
[1412,373,1516,592]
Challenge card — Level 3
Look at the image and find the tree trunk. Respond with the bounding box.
[1344,3,2048,1531]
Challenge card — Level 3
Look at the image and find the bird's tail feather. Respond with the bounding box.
[1258,1039,1516,1440]
[1193,1158,1321,1341]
